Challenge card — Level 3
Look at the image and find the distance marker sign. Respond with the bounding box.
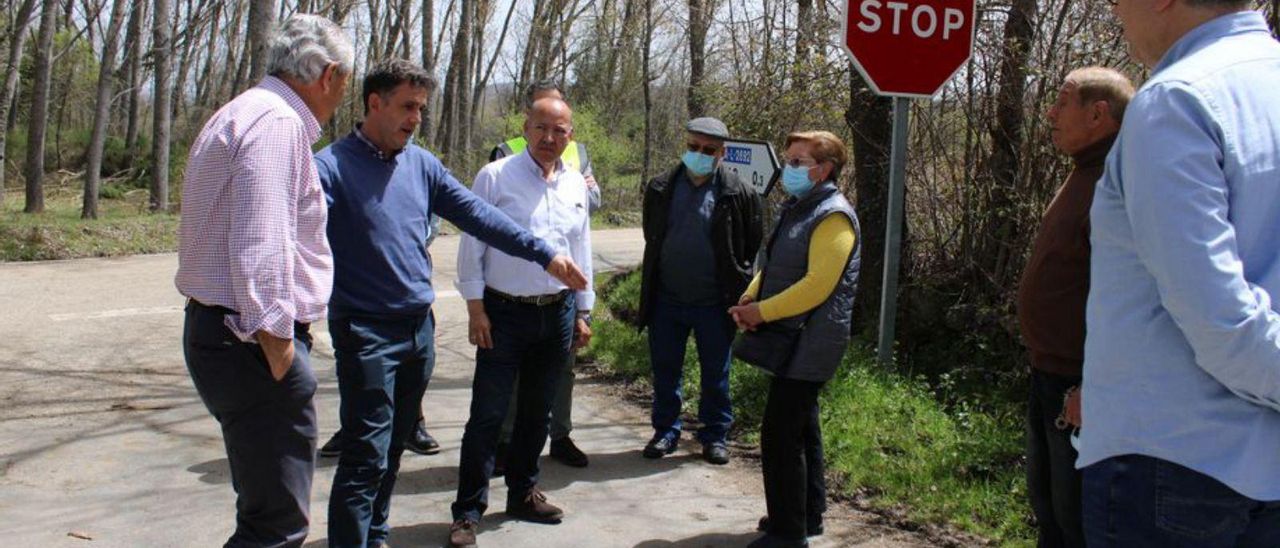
[722,139,781,196]
[842,0,977,98]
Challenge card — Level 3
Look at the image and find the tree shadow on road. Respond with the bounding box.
[392,448,692,496]
[633,531,761,547]
[301,515,523,548]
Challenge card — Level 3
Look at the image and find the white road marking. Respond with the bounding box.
[48,291,466,322]
[49,306,183,322]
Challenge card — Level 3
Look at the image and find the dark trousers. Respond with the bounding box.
[647,296,735,444]
[1083,454,1280,547]
[451,292,575,522]
[1026,369,1084,548]
[182,301,318,548]
[327,313,435,547]
[499,352,575,443]
[760,376,826,541]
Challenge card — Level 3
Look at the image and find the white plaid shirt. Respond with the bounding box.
[175,76,333,342]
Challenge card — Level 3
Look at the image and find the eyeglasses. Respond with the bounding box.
[686,143,720,155]
[530,124,572,138]
[782,157,818,168]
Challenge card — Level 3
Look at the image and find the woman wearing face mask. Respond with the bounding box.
[728,131,860,548]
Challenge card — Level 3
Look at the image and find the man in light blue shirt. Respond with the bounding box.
[1083,2,1280,544]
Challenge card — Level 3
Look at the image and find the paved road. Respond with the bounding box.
[0,229,929,547]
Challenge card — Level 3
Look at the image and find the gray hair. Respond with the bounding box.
[265,14,355,83]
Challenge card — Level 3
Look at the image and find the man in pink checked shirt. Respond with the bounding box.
[174,15,354,548]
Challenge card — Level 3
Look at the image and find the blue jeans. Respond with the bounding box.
[647,296,734,445]
[451,292,575,522]
[327,313,435,548]
[1083,454,1280,547]
[183,301,318,548]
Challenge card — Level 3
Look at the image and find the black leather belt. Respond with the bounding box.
[485,287,570,306]
[188,298,311,331]
[188,298,237,316]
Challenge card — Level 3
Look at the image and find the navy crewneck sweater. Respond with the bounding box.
[315,132,555,317]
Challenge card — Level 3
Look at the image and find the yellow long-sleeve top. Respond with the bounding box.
[743,214,857,322]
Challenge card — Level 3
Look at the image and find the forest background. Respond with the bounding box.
[5,1,1280,544]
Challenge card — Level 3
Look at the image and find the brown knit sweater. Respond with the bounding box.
[1016,135,1115,376]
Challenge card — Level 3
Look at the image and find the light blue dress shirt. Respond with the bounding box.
[1081,11,1280,500]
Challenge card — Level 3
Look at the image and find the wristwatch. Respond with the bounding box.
[577,311,593,326]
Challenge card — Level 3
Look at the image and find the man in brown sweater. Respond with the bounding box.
[1017,66,1134,548]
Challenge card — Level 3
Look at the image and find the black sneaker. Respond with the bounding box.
[318,431,344,458]
[642,436,678,459]
[549,436,589,467]
[405,419,441,455]
[702,441,729,465]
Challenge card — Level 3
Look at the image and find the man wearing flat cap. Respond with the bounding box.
[638,117,764,464]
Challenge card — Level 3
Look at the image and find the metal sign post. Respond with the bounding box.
[840,0,976,367]
[877,97,910,366]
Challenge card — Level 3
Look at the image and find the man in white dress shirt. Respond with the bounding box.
[448,97,594,547]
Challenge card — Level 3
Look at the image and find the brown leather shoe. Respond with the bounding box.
[448,519,477,547]
[505,487,564,523]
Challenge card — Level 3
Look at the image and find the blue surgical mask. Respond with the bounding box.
[781,165,815,197]
[682,151,716,177]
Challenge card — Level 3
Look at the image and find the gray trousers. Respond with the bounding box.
[501,353,574,442]
[183,301,318,548]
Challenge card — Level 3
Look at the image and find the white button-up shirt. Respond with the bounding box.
[456,150,594,311]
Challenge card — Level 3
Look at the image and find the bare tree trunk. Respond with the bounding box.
[978,0,1037,291]
[845,70,894,327]
[123,1,149,163]
[516,0,546,104]
[795,0,812,64]
[641,0,653,185]
[193,1,223,113]
[0,0,37,207]
[83,0,129,219]
[686,0,716,118]
[385,0,413,58]
[247,0,278,83]
[170,0,200,124]
[151,0,174,212]
[23,0,59,213]
[420,0,436,141]
[471,0,514,140]
[456,0,474,155]
[439,0,473,157]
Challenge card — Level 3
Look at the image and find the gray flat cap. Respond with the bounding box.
[686,117,729,140]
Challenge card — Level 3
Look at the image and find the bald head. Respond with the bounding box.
[524,98,574,170]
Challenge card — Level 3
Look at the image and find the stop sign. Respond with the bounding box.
[841,0,976,98]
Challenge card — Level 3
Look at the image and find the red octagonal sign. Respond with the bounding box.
[842,0,977,98]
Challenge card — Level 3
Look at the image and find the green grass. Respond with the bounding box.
[590,269,1034,546]
[0,183,178,261]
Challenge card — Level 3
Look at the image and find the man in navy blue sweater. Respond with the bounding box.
[315,59,587,548]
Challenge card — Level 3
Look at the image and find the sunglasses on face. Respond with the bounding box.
[686,143,720,155]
